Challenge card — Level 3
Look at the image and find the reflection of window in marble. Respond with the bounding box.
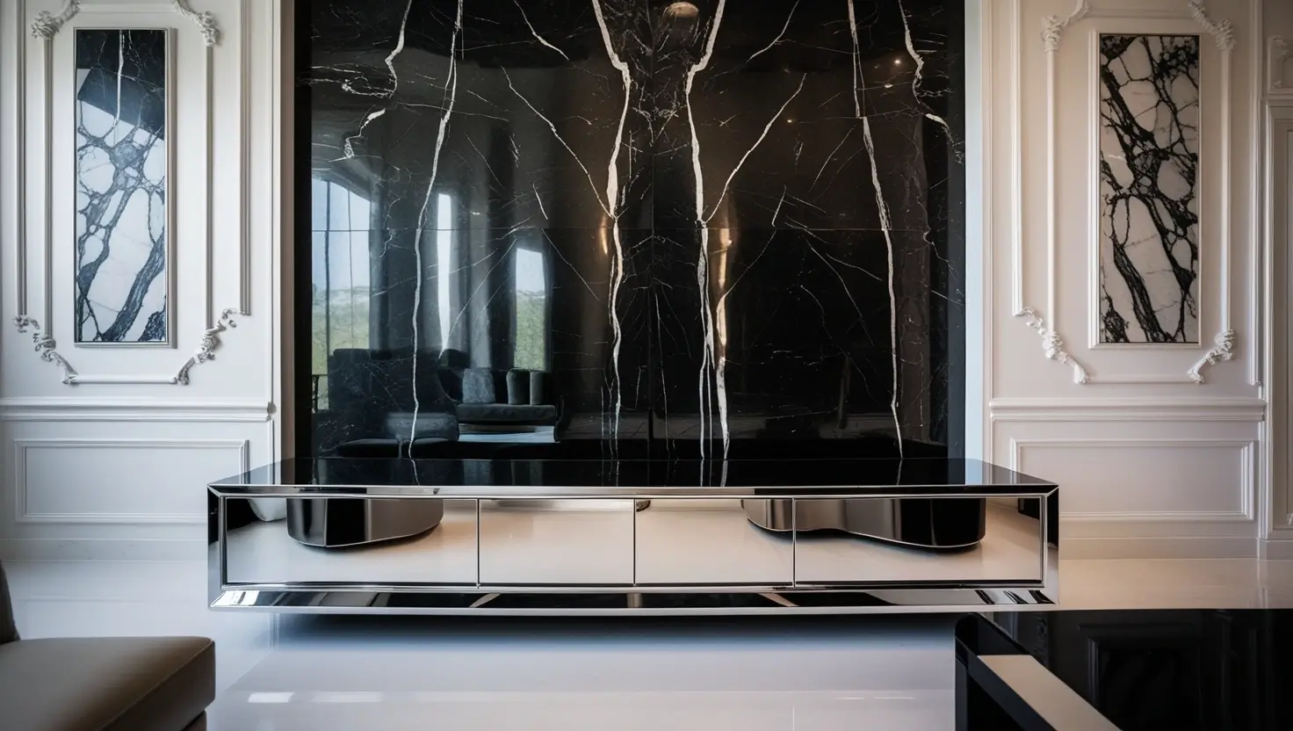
[1098,34,1200,344]
[311,179,372,409]
[74,29,168,344]
[514,247,547,371]
[435,193,453,350]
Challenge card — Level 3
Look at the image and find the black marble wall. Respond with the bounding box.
[297,0,965,460]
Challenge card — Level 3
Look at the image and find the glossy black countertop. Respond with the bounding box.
[971,609,1293,731]
[208,457,1056,498]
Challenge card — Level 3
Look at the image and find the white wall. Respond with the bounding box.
[0,0,283,559]
[0,0,1285,561]
[1265,0,1293,557]
[985,0,1280,558]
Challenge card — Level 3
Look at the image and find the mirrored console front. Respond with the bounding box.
[209,457,1057,614]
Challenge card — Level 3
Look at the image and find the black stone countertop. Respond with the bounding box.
[209,457,1056,498]
[986,609,1293,731]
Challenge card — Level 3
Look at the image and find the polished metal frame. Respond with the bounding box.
[208,483,1058,615]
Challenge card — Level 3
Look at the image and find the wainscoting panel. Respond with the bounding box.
[14,437,247,524]
[1011,438,1254,522]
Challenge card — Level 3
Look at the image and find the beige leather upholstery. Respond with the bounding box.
[0,560,215,730]
[0,636,215,731]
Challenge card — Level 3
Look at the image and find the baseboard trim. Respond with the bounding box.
[1259,540,1293,560]
[1062,536,1257,559]
[0,539,206,561]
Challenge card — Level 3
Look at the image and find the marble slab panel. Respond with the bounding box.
[74,29,170,344]
[1097,34,1200,344]
[303,0,964,457]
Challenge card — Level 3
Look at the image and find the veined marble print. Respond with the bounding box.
[303,0,965,458]
[1098,34,1200,344]
[74,29,170,344]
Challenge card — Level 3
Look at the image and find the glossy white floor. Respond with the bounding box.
[6,557,1293,730]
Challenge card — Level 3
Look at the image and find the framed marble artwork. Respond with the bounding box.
[73,28,173,345]
[1097,33,1200,345]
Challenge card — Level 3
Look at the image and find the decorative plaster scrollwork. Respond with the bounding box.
[172,309,238,385]
[13,0,235,385]
[171,0,220,47]
[1186,329,1236,384]
[30,0,80,40]
[1017,308,1089,384]
[11,311,240,386]
[1020,0,1090,384]
[1271,36,1291,93]
[12,317,78,384]
[1187,0,1235,52]
[1041,0,1089,52]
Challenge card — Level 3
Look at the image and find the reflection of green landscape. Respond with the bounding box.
[514,291,546,371]
[312,285,546,411]
[313,285,369,410]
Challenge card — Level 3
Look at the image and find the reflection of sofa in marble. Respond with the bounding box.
[743,497,986,549]
[440,359,559,429]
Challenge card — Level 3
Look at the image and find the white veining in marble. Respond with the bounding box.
[685,0,728,458]
[406,0,463,453]
[593,0,631,448]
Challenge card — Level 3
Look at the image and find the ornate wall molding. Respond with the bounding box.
[1188,0,1236,383]
[1018,0,1237,384]
[1271,36,1292,96]
[1187,0,1235,52]
[1041,0,1089,52]
[1013,0,1090,384]
[1188,330,1238,384]
[1017,308,1089,384]
[171,0,219,47]
[30,0,79,40]
[13,1,237,385]
[31,1,220,45]
[14,311,240,385]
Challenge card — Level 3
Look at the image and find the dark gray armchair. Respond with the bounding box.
[0,560,215,730]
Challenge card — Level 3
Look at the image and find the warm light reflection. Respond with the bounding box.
[716,227,733,348]
[598,218,609,255]
[435,193,453,347]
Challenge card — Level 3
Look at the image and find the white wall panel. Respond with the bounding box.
[1265,0,1293,557]
[1012,438,1253,522]
[983,0,1271,557]
[14,438,247,524]
[0,0,280,559]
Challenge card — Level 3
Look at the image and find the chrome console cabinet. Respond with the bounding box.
[209,457,1058,615]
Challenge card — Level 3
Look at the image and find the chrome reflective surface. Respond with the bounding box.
[743,498,987,549]
[287,498,444,548]
[211,457,1055,496]
[211,480,1058,614]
